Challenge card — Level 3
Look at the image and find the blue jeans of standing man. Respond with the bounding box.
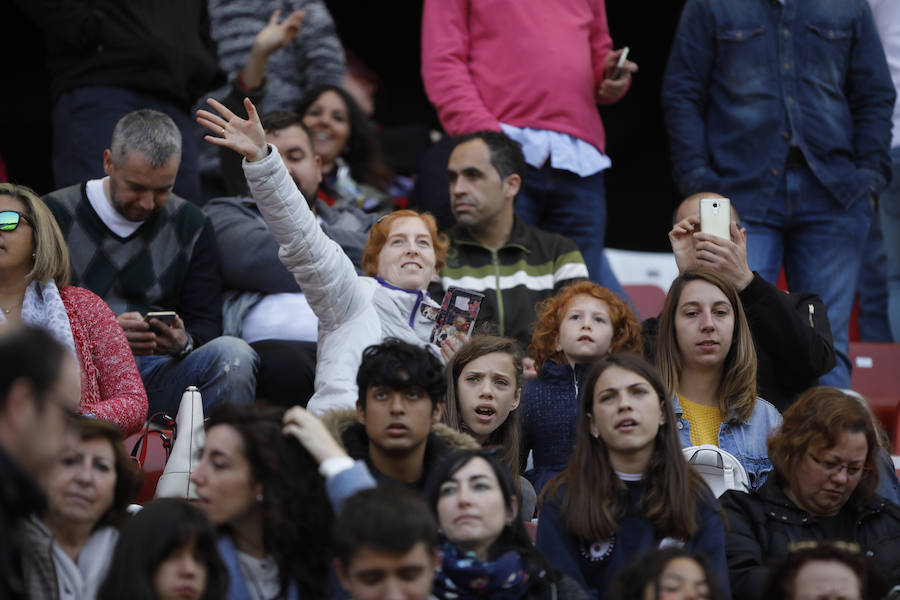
[880,146,900,342]
[136,336,259,416]
[514,164,627,300]
[856,210,893,342]
[743,165,871,389]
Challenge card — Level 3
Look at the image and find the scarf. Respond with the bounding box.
[432,541,535,600]
[1,279,76,358]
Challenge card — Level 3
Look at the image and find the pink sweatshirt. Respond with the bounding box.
[61,286,148,435]
[421,0,619,152]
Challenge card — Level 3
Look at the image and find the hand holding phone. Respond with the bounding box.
[613,46,630,79]
[144,311,178,328]
[699,197,731,240]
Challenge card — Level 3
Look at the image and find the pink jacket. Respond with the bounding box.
[421,0,621,152]
[61,286,147,435]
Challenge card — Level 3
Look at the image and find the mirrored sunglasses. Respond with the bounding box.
[0,211,31,232]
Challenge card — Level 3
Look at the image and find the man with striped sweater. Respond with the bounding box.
[432,131,588,352]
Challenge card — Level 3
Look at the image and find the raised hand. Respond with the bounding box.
[669,214,701,273]
[693,221,754,291]
[197,97,268,162]
[253,9,306,58]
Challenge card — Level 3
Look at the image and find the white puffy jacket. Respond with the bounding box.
[243,147,442,414]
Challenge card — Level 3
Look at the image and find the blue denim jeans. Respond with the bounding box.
[136,336,259,416]
[514,164,627,300]
[856,210,893,342]
[880,146,900,342]
[53,86,203,205]
[743,166,872,388]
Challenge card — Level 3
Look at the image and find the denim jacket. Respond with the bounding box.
[662,0,895,219]
[673,394,782,492]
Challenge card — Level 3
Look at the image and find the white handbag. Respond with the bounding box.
[682,444,749,498]
[155,386,205,499]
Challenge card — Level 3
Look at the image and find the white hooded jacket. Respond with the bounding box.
[243,146,442,414]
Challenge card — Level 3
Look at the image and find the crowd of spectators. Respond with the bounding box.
[2,0,900,598]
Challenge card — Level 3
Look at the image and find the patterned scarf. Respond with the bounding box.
[432,541,535,600]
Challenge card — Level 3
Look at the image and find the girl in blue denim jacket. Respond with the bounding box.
[656,268,782,491]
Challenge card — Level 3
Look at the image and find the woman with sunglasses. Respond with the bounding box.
[721,386,900,600]
[0,183,147,434]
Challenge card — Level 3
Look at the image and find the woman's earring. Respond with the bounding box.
[256,492,264,503]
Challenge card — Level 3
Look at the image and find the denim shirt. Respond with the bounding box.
[662,0,895,218]
[673,394,782,492]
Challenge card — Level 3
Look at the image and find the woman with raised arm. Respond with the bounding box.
[198,97,457,415]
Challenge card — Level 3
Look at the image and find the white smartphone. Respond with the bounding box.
[614,46,630,79]
[699,197,731,240]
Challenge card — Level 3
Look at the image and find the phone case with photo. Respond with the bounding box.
[430,287,484,345]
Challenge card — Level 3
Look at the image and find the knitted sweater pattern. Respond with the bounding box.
[62,286,147,435]
[43,183,222,346]
[522,362,592,494]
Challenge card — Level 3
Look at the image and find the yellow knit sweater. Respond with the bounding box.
[678,393,723,446]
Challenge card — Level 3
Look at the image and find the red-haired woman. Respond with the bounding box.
[198,97,451,415]
[522,281,643,494]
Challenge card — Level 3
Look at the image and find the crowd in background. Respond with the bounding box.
[1,0,900,599]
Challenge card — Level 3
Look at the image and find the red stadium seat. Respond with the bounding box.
[849,342,900,440]
[622,284,667,321]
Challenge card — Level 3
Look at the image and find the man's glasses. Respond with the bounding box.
[808,453,869,478]
[0,211,31,232]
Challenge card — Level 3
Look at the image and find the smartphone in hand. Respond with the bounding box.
[613,46,630,79]
[699,197,731,240]
[144,311,177,329]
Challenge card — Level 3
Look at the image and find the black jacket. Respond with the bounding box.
[721,476,900,600]
[14,0,223,109]
[0,448,46,600]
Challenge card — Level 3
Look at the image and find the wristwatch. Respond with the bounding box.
[175,334,194,359]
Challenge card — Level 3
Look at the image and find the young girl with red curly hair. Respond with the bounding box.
[522,281,642,495]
